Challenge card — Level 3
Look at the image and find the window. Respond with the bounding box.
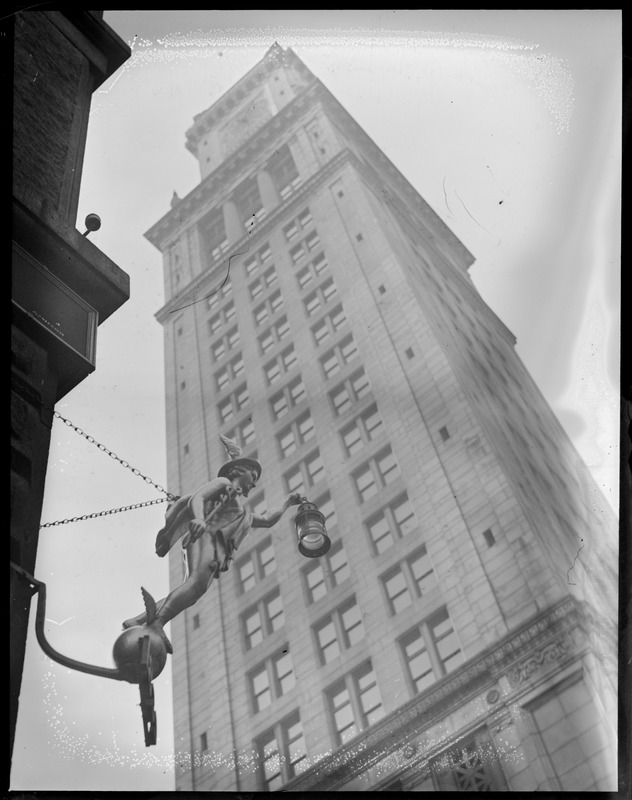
[264,345,298,386]
[224,416,256,449]
[321,334,359,378]
[283,208,313,242]
[276,411,315,457]
[314,598,364,664]
[329,368,372,415]
[257,712,308,791]
[340,403,384,456]
[296,252,329,290]
[214,352,244,391]
[200,731,208,752]
[400,608,464,694]
[366,493,417,554]
[234,175,264,231]
[431,729,506,791]
[302,540,349,603]
[303,277,338,317]
[269,375,307,421]
[208,300,236,338]
[235,537,275,592]
[382,547,437,614]
[249,266,278,300]
[218,383,249,423]
[327,661,384,745]
[267,143,300,199]
[199,207,228,263]
[353,447,399,502]
[210,326,239,362]
[206,277,233,311]
[243,243,273,278]
[258,315,291,355]
[254,289,283,326]
[283,449,325,494]
[242,590,285,649]
[250,649,295,713]
[311,304,347,346]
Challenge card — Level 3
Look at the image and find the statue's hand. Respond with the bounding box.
[188,518,207,542]
[287,492,303,507]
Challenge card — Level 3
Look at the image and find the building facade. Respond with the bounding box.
[10,10,131,760]
[145,44,618,791]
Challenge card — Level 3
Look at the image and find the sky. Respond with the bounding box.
[10,9,621,794]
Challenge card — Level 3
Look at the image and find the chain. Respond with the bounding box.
[40,497,172,528]
[54,412,176,500]
[38,412,181,529]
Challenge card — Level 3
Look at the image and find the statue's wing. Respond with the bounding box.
[141,587,158,625]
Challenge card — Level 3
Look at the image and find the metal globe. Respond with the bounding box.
[112,625,168,684]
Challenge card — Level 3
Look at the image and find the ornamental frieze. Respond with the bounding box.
[506,632,576,688]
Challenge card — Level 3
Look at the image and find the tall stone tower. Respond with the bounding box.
[144,44,618,792]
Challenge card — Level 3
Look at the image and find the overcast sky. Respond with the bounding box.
[10,9,620,793]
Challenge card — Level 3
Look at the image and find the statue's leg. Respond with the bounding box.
[154,534,217,626]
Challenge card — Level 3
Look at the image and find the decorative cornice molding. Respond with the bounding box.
[154,149,351,325]
[145,83,323,248]
[283,598,581,791]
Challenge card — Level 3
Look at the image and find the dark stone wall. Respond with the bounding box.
[13,11,88,222]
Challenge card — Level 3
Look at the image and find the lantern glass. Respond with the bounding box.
[294,501,331,558]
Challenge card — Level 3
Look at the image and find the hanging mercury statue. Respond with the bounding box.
[121,434,303,652]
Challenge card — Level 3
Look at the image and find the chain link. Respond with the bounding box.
[54,412,176,500]
[39,412,181,529]
[40,497,172,528]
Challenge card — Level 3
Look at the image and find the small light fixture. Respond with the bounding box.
[293,497,331,558]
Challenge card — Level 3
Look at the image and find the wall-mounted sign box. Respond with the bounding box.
[12,242,98,398]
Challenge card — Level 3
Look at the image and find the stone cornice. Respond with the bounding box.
[184,45,315,150]
[282,597,582,791]
[154,149,351,325]
[145,82,323,249]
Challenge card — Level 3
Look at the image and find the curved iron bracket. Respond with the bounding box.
[11,561,158,746]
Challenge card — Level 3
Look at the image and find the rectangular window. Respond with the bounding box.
[302,540,350,603]
[199,207,229,263]
[320,334,359,379]
[340,403,384,456]
[327,661,384,746]
[329,368,371,416]
[218,383,249,425]
[303,277,338,318]
[283,207,313,242]
[296,252,329,290]
[311,304,346,346]
[400,608,464,694]
[314,598,364,664]
[382,547,437,614]
[257,712,307,791]
[224,417,256,450]
[366,493,417,554]
[283,449,325,494]
[244,243,273,279]
[258,315,291,355]
[214,352,245,391]
[269,375,306,421]
[208,300,236,339]
[267,143,301,199]
[353,447,400,502]
[234,175,264,231]
[243,589,285,649]
[264,345,298,386]
[276,411,315,457]
[254,289,284,327]
[250,648,295,713]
